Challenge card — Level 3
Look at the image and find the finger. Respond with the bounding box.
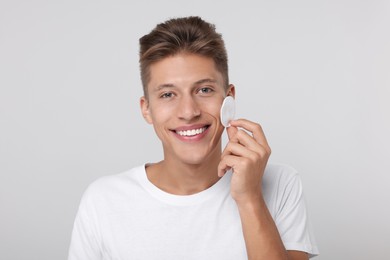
[232,129,266,154]
[218,154,241,177]
[218,153,260,177]
[222,131,267,161]
[226,125,238,142]
[230,119,270,150]
[221,142,242,159]
[221,142,261,164]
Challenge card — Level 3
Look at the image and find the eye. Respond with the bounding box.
[160,92,174,98]
[198,87,213,94]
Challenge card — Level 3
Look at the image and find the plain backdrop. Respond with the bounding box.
[1,0,389,259]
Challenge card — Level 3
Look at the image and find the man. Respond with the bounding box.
[68,16,318,259]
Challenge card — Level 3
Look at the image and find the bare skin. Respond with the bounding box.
[141,53,308,260]
[220,120,308,260]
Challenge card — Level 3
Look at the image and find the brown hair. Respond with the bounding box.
[139,16,229,98]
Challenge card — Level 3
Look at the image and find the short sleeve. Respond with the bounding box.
[274,174,319,258]
[68,188,103,260]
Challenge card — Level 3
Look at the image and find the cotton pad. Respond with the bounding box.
[220,96,235,127]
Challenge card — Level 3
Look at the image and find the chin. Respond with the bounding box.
[177,154,208,166]
[163,133,223,165]
[180,144,221,166]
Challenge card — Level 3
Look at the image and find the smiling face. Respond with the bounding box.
[140,53,234,166]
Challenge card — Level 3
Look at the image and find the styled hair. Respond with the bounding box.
[139,16,229,98]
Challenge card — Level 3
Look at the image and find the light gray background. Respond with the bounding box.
[1,0,389,259]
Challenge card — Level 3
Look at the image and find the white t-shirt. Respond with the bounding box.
[68,163,319,259]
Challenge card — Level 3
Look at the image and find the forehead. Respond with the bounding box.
[147,53,224,90]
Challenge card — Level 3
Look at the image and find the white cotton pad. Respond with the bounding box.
[220,96,236,127]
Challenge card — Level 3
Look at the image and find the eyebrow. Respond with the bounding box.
[193,78,217,86]
[155,83,175,91]
[154,78,217,91]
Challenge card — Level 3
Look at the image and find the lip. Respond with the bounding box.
[172,124,210,131]
[170,124,210,142]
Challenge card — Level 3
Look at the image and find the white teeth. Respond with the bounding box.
[176,127,207,136]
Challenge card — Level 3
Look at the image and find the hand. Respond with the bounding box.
[218,119,271,204]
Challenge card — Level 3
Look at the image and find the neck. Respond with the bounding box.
[146,145,222,195]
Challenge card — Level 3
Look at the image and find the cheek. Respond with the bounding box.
[204,102,223,121]
[202,103,224,133]
[149,104,173,123]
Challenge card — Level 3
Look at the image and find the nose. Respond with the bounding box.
[177,95,201,121]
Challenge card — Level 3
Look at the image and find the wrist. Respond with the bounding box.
[234,192,266,212]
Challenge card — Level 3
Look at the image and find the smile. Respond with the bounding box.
[175,127,208,137]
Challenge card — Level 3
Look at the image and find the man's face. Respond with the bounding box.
[140,53,234,165]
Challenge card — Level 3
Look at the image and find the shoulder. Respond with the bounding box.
[80,164,146,204]
[263,162,299,187]
[262,163,303,214]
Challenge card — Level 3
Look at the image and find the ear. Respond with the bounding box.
[140,96,153,124]
[226,84,236,98]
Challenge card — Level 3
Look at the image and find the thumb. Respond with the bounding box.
[226,125,238,141]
